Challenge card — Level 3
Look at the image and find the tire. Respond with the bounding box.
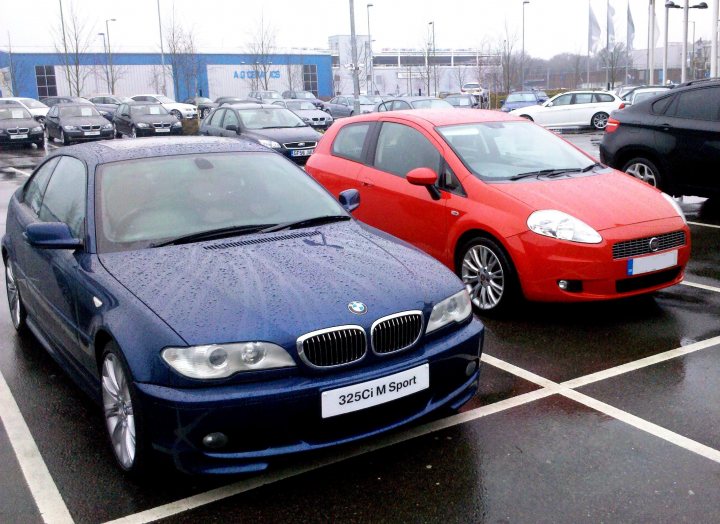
[171,110,182,120]
[130,126,137,139]
[60,129,70,146]
[519,114,533,121]
[622,156,663,189]
[4,259,27,333]
[591,112,609,130]
[456,236,519,314]
[101,342,149,475]
[35,137,45,149]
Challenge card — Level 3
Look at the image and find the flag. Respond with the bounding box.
[607,1,616,48]
[627,3,635,50]
[589,3,602,53]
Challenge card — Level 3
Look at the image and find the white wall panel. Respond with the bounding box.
[54,65,174,98]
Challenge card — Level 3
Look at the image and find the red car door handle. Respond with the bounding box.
[361,179,374,187]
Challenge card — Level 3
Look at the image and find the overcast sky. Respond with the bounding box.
[1,0,716,59]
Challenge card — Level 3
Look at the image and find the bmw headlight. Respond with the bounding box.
[162,342,296,379]
[31,126,43,133]
[426,290,472,334]
[171,121,182,127]
[63,125,78,131]
[258,139,281,149]
[102,123,113,130]
[136,122,150,128]
[527,210,602,244]
[661,193,687,225]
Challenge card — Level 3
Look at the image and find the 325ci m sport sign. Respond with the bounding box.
[322,364,430,418]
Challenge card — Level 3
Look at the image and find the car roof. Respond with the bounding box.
[344,108,524,127]
[225,103,283,110]
[55,103,97,107]
[383,96,443,102]
[48,136,269,166]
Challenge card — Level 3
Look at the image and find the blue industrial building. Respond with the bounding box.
[0,50,333,101]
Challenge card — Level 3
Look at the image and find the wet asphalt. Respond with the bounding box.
[0,133,719,523]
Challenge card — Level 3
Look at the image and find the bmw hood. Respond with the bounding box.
[0,118,41,130]
[60,116,110,127]
[99,221,462,346]
[492,170,681,231]
[132,114,178,125]
[243,126,322,145]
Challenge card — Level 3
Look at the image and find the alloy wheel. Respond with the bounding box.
[102,353,136,470]
[625,162,658,187]
[461,245,505,310]
[592,112,609,130]
[5,262,22,330]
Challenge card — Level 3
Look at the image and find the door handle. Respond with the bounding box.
[361,179,374,187]
[660,123,672,130]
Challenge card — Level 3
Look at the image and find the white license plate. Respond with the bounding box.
[291,149,314,157]
[321,364,429,419]
[627,250,678,276]
[10,134,28,139]
[84,131,100,136]
[155,128,170,133]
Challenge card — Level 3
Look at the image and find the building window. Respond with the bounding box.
[36,66,57,98]
[303,64,318,96]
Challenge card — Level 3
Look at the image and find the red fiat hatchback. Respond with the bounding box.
[306,110,691,313]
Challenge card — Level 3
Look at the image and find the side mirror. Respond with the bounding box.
[339,189,360,212]
[406,167,441,200]
[24,222,83,250]
[545,101,554,107]
[225,124,238,132]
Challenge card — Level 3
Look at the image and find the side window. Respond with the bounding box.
[652,96,674,114]
[572,93,593,104]
[374,122,441,177]
[392,101,411,110]
[118,104,127,115]
[23,157,61,215]
[594,93,614,103]
[222,110,239,128]
[439,163,465,196]
[552,94,572,106]
[38,156,87,238]
[208,109,225,127]
[671,87,720,121]
[331,123,371,162]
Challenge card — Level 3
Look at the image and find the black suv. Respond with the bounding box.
[600,79,720,198]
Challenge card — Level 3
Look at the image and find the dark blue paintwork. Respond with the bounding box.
[2,137,484,474]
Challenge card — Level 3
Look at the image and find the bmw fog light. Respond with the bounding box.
[202,432,228,449]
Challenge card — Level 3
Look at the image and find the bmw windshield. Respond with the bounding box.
[95,152,347,253]
[438,121,596,181]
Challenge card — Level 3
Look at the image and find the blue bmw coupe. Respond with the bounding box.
[2,137,484,475]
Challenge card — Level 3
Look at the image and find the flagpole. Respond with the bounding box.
[625,1,630,85]
[649,0,656,84]
[588,0,591,86]
[606,0,610,89]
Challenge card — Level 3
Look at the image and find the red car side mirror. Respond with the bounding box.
[406,167,438,186]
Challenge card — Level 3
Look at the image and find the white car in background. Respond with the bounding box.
[619,86,671,109]
[0,97,50,124]
[510,90,622,130]
[130,94,197,120]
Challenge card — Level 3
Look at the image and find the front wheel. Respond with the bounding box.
[60,129,70,145]
[622,157,663,189]
[591,112,609,130]
[5,259,27,333]
[101,343,149,475]
[457,236,518,314]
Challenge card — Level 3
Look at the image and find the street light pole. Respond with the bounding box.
[428,21,436,95]
[105,18,116,94]
[366,3,374,96]
[349,0,361,114]
[156,0,166,95]
[711,0,719,76]
[522,0,529,89]
[98,32,110,92]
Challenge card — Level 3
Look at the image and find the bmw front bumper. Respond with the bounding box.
[135,318,483,474]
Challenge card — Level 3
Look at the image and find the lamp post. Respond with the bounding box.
[428,21,436,95]
[366,3,374,96]
[156,0,166,95]
[105,18,116,93]
[667,1,708,82]
[522,0,529,90]
[665,1,682,83]
[712,0,719,76]
[97,32,110,92]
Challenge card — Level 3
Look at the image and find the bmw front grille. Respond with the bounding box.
[371,311,423,355]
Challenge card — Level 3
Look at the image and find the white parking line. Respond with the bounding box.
[2,167,31,178]
[106,334,720,524]
[681,281,720,294]
[688,221,720,229]
[0,368,73,524]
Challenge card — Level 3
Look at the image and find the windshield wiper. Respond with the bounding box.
[510,168,588,180]
[259,215,351,233]
[151,224,273,247]
[581,162,603,172]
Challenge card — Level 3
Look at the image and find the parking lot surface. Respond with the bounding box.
[1,133,719,523]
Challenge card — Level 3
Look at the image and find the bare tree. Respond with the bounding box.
[246,13,276,91]
[598,42,627,89]
[54,1,94,96]
[3,34,27,96]
[164,10,200,99]
[451,66,468,92]
[285,58,305,92]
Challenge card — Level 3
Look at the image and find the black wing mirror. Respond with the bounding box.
[24,222,83,250]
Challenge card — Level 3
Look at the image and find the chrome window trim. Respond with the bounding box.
[296,324,367,369]
[370,310,424,356]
